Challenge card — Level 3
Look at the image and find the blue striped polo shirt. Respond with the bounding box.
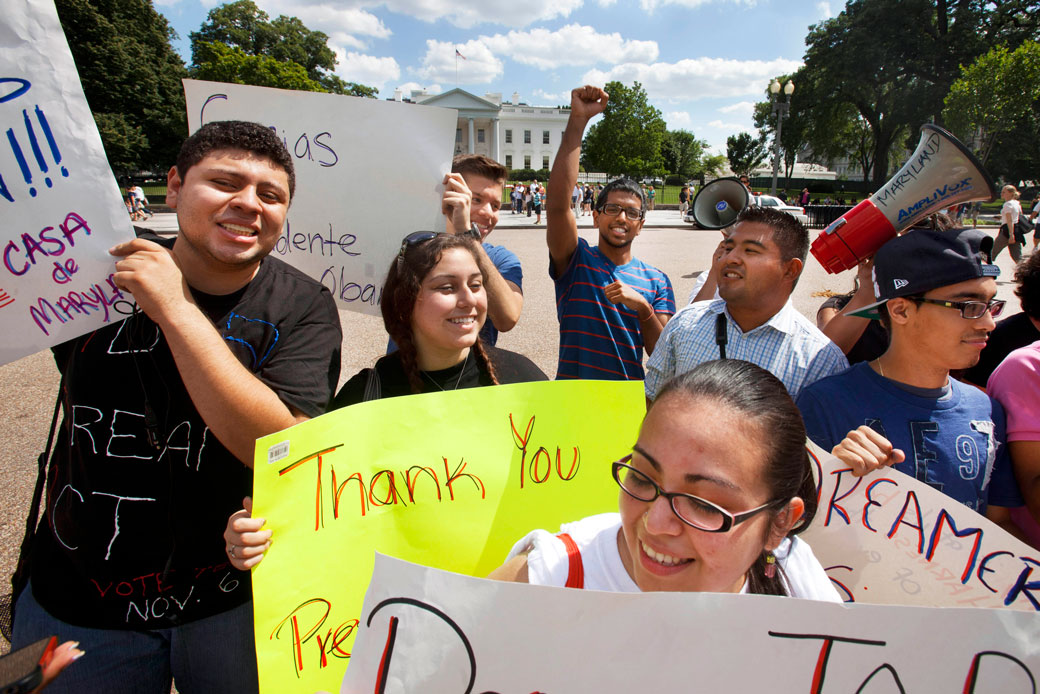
[551,237,675,380]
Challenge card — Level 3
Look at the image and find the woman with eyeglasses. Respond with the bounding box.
[490,360,840,599]
[224,232,545,568]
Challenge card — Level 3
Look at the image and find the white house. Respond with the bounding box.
[392,88,571,172]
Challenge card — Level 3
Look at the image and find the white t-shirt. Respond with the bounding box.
[506,512,842,601]
[1001,199,1022,225]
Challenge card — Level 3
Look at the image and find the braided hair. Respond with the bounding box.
[381,234,498,394]
[651,360,817,597]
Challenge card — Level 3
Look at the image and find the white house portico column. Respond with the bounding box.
[492,118,500,162]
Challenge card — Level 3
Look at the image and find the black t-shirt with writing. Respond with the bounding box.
[32,239,341,630]
[330,345,547,409]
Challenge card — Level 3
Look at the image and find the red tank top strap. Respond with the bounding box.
[556,532,584,589]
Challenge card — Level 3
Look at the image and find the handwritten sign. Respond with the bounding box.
[343,554,1040,693]
[250,380,644,694]
[183,80,457,317]
[0,0,136,365]
[803,442,1040,611]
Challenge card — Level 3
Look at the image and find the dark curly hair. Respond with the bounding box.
[650,359,817,597]
[381,234,498,393]
[175,121,296,199]
[1015,251,1040,320]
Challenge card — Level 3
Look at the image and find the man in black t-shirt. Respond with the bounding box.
[12,122,342,693]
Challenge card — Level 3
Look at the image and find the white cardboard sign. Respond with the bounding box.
[183,80,457,316]
[0,0,136,365]
[803,442,1040,611]
[341,554,1040,693]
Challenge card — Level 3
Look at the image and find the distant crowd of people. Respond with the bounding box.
[19,86,1040,692]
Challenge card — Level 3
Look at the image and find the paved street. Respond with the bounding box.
[0,212,1022,655]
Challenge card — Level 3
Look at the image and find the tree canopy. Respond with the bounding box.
[787,0,1038,186]
[662,130,725,180]
[191,42,326,92]
[581,81,667,179]
[190,1,377,97]
[726,132,768,177]
[55,0,187,173]
[944,41,1040,181]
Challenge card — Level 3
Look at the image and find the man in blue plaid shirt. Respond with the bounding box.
[645,206,848,401]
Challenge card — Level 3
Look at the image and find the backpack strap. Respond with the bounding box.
[362,366,382,402]
[556,532,584,589]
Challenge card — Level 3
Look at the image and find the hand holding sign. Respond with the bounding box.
[109,238,192,325]
[833,425,907,477]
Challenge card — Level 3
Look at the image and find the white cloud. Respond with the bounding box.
[665,111,692,129]
[265,0,583,29]
[415,39,503,84]
[262,1,391,50]
[816,1,833,19]
[707,119,756,133]
[640,0,756,11]
[395,81,443,96]
[582,56,802,102]
[403,0,584,27]
[481,25,658,70]
[334,52,401,89]
[533,89,568,104]
[718,101,755,115]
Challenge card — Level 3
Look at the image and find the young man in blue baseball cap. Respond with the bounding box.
[796,228,1024,536]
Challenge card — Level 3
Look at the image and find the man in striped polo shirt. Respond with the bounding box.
[546,85,676,380]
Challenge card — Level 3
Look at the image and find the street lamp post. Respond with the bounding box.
[769,79,794,197]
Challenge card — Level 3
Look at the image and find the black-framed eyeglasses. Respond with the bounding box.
[911,296,1006,319]
[598,203,644,221]
[612,456,787,533]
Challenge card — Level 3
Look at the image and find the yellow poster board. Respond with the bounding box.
[250,380,644,694]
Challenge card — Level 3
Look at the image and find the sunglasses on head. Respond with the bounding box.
[397,231,441,269]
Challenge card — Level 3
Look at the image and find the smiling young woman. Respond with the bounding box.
[329,232,546,406]
[490,359,840,601]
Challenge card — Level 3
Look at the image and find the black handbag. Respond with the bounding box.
[1015,215,1032,244]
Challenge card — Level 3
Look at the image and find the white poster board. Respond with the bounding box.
[183,80,457,316]
[803,442,1040,611]
[0,1,136,365]
[342,554,1040,693]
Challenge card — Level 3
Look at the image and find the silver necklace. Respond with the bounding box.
[421,351,469,391]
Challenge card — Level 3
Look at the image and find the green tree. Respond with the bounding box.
[662,130,705,179]
[581,81,667,179]
[726,132,768,177]
[190,0,377,97]
[192,42,326,92]
[797,0,1038,188]
[943,42,1040,178]
[55,0,187,173]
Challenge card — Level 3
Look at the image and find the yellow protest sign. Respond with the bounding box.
[250,379,644,694]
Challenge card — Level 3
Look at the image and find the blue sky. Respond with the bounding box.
[155,0,837,154]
